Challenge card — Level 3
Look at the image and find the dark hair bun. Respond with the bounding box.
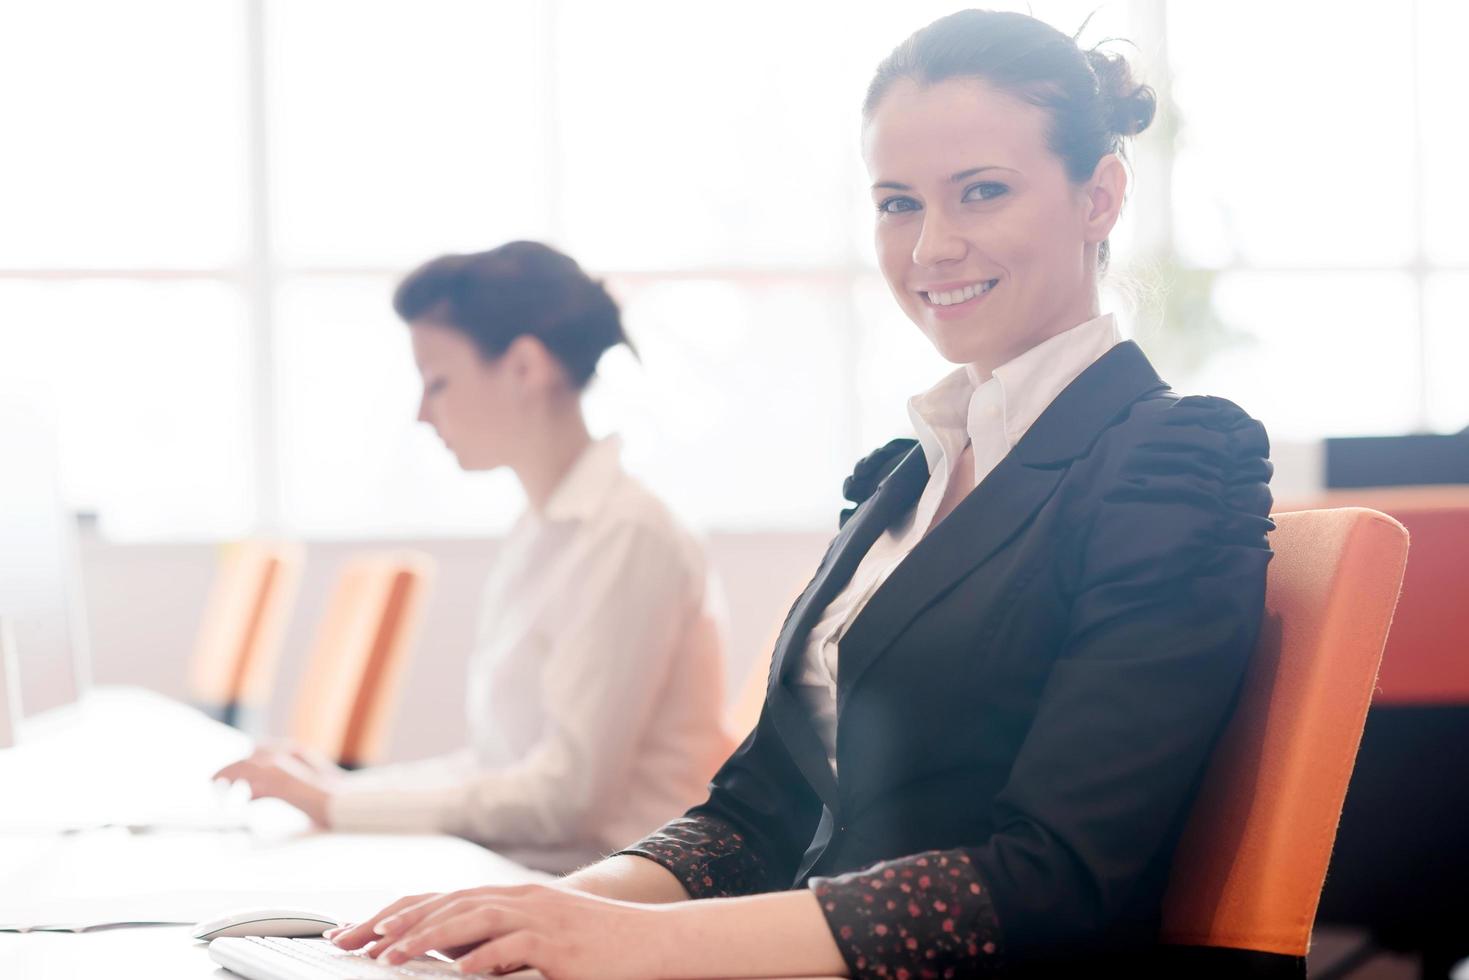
[1086,47,1157,139]
[393,241,632,389]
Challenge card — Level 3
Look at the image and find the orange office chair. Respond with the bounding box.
[725,576,814,743]
[1158,507,1409,977]
[187,540,304,729]
[726,617,781,743]
[1278,486,1469,703]
[288,551,435,769]
[1279,488,1469,979]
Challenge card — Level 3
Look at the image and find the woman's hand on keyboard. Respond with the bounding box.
[212,745,341,827]
[324,893,437,954]
[326,884,676,980]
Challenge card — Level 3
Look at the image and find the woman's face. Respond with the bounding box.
[863,78,1124,376]
[409,320,521,471]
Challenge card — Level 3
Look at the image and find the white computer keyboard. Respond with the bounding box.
[208,936,491,980]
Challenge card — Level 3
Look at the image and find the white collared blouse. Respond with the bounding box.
[329,436,732,872]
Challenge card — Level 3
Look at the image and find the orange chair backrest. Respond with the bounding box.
[1277,486,1469,704]
[289,552,434,767]
[725,576,815,741]
[726,620,779,742]
[1161,507,1409,956]
[188,540,304,717]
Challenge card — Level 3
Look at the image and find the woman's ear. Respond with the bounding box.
[1082,153,1128,245]
[503,334,566,394]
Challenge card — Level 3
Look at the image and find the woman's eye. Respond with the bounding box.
[876,195,921,215]
[962,181,1009,203]
[425,379,446,396]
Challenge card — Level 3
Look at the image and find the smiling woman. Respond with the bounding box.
[862,24,1153,374]
[329,12,1274,979]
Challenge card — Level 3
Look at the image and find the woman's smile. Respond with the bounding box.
[917,278,1000,319]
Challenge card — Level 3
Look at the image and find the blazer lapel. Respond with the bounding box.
[769,445,929,687]
[764,445,929,807]
[836,341,1169,708]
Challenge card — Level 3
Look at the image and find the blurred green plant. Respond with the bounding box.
[1119,253,1253,385]
[1113,53,1253,387]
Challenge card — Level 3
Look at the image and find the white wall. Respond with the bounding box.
[77,531,830,763]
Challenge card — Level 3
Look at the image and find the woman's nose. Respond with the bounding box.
[912,209,968,267]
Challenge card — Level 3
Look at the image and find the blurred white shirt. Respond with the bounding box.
[329,436,732,872]
[793,313,1123,774]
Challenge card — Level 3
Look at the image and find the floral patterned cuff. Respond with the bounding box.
[614,815,771,899]
[809,849,1004,979]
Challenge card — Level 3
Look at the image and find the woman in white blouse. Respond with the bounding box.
[214,241,732,872]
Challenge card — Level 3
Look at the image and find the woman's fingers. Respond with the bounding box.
[283,744,341,778]
[362,891,491,957]
[375,885,537,936]
[215,744,316,784]
[216,760,279,798]
[215,757,277,787]
[367,891,513,959]
[455,929,541,976]
[336,885,546,958]
[370,893,463,941]
[377,904,524,966]
[210,759,251,782]
[327,893,437,951]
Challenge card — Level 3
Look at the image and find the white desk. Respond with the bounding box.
[2,924,302,979]
[0,688,546,978]
[0,689,836,980]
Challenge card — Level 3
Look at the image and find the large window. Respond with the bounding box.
[0,2,253,539]
[1163,1,1468,440]
[2,1,1459,539]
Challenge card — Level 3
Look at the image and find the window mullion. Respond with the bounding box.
[244,0,282,532]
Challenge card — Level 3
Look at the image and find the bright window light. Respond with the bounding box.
[0,280,252,538]
[1169,2,1416,268]
[0,1,249,268]
[1425,275,1469,433]
[266,0,555,267]
[1185,272,1420,441]
[0,1,1459,540]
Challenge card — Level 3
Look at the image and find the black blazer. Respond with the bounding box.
[625,341,1274,976]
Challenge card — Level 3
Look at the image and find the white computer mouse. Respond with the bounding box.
[192,907,340,941]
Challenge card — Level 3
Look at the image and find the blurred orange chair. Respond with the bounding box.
[725,576,812,742]
[1159,508,1408,977]
[187,540,304,729]
[1278,487,1469,978]
[289,552,435,768]
[1277,486,1469,703]
[725,624,778,742]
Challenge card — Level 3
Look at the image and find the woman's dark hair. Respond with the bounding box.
[864,9,1157,268]
[393,241,631,389]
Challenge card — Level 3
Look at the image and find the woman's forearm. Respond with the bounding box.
[561,853,692,904]
[565,858,848,976]
[655,888,848,979]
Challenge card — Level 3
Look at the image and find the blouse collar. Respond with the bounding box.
[540,435,624,523]
[907,313,1122,480]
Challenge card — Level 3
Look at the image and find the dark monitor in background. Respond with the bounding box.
[1326,427,1469,489]
[0,400,90,721]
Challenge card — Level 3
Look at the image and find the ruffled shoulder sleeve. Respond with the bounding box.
[1084,394,1274,586]
[840,438,919,528]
